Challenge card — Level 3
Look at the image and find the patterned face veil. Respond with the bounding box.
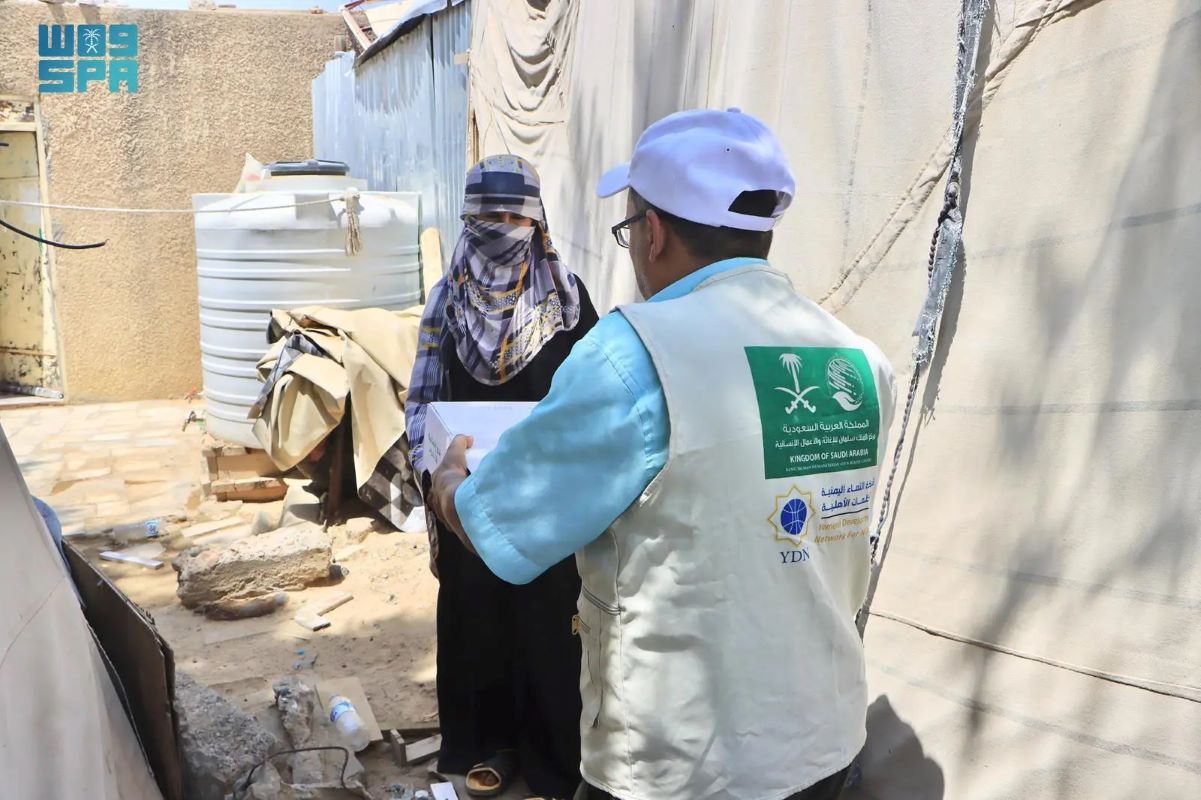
[441,155,583,384]
[405,155,585,473]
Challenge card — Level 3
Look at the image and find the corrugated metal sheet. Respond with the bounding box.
[358,0,469,66]
[312,1,472,277]
[429,0,472,266]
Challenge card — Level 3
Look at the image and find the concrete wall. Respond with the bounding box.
[0,5,347,401]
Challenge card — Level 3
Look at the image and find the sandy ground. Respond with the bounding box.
[80,519,543,799]
[1,401,448,788]
[80,504,546,799]
[73,511,441,729]
[3,399,542,797]
[0,399,440,729]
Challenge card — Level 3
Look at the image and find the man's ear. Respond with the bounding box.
[647,209,669,262]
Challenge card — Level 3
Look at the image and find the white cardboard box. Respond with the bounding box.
[420,401,537,474]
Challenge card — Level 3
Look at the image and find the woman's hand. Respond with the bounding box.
[428,435,477,555]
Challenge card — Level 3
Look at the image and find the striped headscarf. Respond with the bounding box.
[406,155,582,469]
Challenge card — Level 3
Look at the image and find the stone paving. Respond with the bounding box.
[1,399,206,535]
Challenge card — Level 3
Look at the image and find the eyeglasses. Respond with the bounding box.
[610,209,648,248]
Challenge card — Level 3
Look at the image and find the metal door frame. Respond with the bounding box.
[0,95,66,401]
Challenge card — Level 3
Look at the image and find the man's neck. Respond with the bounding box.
[649,256,721,296]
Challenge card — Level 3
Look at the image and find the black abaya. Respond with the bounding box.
[431,281,598,798]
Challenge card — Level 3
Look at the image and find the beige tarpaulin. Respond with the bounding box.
[252,305,421,482]
[470,0,1201,796]
[0,426,162,800]
[252,305,426,529]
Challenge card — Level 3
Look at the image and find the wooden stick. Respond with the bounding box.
[293,591,353,631]
[388,729,407,768]
[420,227,443,303]
[341,8,372,50]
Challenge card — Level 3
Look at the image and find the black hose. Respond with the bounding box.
[232,745,353,799]
[0,215,107,249]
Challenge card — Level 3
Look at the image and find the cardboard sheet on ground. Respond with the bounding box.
[65,542,183,799]
[420,401,537,474]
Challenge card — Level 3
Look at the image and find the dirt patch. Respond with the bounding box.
[77,510,440,734]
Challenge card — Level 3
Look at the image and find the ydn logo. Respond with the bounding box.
[38,24,139,93]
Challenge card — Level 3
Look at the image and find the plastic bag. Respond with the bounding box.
[233,153,266,193]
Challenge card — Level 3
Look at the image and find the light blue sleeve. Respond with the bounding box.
[454,315,668,585]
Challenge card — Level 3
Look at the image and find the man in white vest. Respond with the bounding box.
[429,108,896,800]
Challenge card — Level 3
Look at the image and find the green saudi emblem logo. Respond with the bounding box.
[826,356,865,411]
[744,346,881,479]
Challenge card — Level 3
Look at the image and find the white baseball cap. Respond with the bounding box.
[596,107,795,232]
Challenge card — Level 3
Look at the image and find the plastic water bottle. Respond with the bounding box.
[329,695,370,752]
[112,519,161,541]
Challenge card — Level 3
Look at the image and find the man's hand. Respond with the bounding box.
[428,435,477,555]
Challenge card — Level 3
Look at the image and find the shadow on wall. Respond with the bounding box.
[859,1,998,642]
[965,0,1201,748]
[845,695,946,800]
[872,5,1201,798]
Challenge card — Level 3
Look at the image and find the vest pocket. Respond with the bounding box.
[582,584,621,616]
[578,589,618,729]
[577,607,601,728]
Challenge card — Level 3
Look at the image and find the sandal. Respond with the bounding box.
[465,749,519,797]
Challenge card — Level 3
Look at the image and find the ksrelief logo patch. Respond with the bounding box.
[744,346,881,480]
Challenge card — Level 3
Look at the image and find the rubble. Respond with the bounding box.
[204,591,289,621]
[242,763,285,800]
[174,523,332,608]
[212,474,288,503]
[273,678,369,794]
[329,516,382,551]
[252,508,281,535]
[175,674,374,800]
[176,671,280,800]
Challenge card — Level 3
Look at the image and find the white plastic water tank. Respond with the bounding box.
[194,170,421,447]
